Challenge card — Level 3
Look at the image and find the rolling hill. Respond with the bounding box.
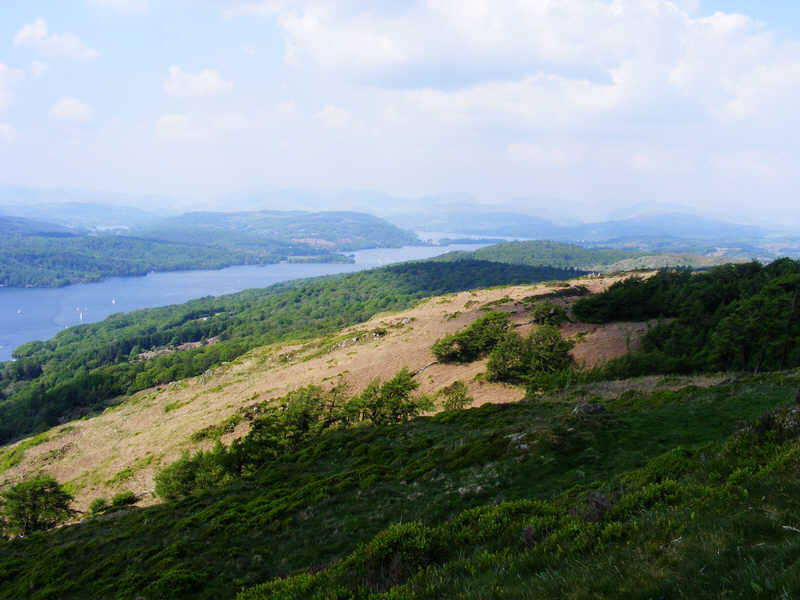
[432,240,742,272]
[1,258,800,599]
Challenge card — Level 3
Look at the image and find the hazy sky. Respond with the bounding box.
[1,1,799,224]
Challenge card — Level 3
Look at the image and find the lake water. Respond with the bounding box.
[0,244,485,362]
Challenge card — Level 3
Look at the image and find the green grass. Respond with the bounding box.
[0,375,798,599]
[0,433,48,475]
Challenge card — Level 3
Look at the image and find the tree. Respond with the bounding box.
[432,311,512,363]
[488,326,574,387]
[0,474,75,538]
[356,368,433,425]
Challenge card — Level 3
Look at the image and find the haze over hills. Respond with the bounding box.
[393,210,768,243]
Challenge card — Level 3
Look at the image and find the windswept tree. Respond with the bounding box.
[0,474,75,538]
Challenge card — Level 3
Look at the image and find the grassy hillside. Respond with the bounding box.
[3,259,800,599]
[434,240,737,273]
[0,371,798,598]
[433,240,645,270]
[0,216,77,236]
[130,210,420,252]
[0,210,418,288]
[0,234,324,288]
[0,260,584,444]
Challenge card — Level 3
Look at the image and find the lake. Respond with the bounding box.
[0,244,485,362]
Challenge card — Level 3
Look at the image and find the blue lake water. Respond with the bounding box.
[0,244,485,362]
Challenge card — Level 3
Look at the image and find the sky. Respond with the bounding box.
[1,1,800,225]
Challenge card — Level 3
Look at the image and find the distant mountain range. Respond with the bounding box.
[1,185,797,260]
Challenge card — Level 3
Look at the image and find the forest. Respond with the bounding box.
[0,234,348,288]
[0,210,419,287]
[432,240,646,269]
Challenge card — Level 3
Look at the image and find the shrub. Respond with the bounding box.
[0,474,75,537]
[486,332,529,383]
[432,311,512,363]
[354,368,434,426]
[88,497,109,515]
[155,443,231,500]
[438,380,473,411]
[111,491,137,509]
[531,301,568,326]
[488,326,574,388]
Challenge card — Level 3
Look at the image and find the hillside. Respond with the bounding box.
[433,240,738,272]
[2,259,800,599]
[0,210,418,288]
[0,215,77,236]
[129,210,420,252]
[0,261,583,444]
[0,234,321,288]
[0,273,635,511]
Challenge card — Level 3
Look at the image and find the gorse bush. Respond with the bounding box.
[431,311,512,363]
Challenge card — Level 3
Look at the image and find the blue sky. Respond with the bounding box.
[1,1,799,226]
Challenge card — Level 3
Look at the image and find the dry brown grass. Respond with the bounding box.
[0,272,715,511]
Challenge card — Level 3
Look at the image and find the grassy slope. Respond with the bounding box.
[1,373,798,598]
[434,240,737,273]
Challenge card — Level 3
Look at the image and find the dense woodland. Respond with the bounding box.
[433,240,646,269]
[0,260,584,444]
[433,239,739,272]
[572,259,800,377]
[0,234,342,288]
[424,258,800,392]
[129,210,420,252]
[0,211,419,287]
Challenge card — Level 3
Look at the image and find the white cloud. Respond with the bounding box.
[222,0,800,130]
[0,123,15,143]
[89,0,149,14]
[506,142,585,169]
[280,8,410,70]
[31,61,49,78]
[14,19,99,60]
[49,97,93,122]
[163,66,234,97]
[224,1,285,17]
[156,112,248,142]
[315,105,350,128]
[0,63,25,111]
[242,45,257,56]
